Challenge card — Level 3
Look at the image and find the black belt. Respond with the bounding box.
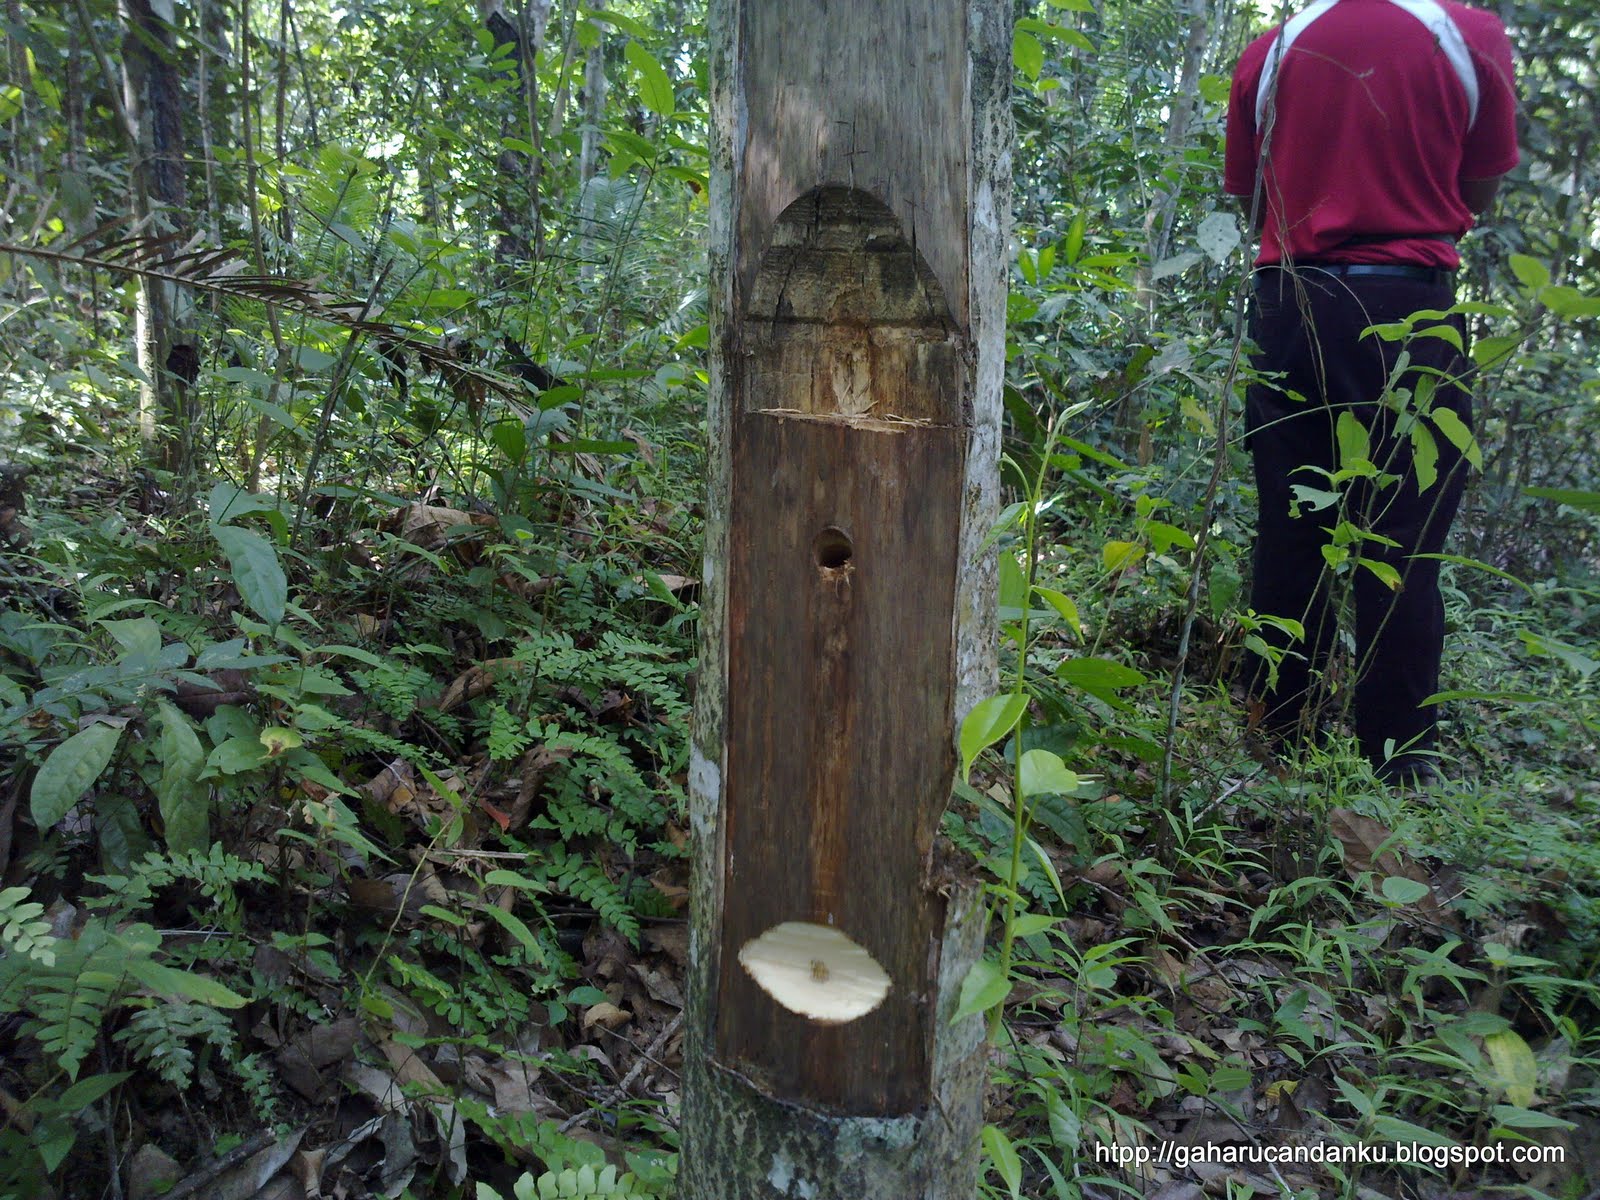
[1257,263,1455,287]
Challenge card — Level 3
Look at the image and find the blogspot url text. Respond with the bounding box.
[1095,1141,1565,1171]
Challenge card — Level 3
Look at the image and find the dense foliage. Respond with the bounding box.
[0,1,1596,1198]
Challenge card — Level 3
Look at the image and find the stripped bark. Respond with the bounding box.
[681,0,1010,1194]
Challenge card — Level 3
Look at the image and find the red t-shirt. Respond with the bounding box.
[1224,0,1519,268]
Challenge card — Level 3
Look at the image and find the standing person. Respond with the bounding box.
[1224,0,1519,783]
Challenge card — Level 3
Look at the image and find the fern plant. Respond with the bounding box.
[511,1163,657,1199]
[114,998,238,1090]
[86,844,271,928]
[0,886,55,966]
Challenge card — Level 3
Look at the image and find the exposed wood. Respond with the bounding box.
[683,0,1010,1193]
[716,188,964,1114]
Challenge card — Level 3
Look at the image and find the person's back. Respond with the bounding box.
[1225,0,1518,269]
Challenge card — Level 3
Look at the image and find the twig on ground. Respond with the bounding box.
[163,1131,276,1200]
[559,1011,684,1133]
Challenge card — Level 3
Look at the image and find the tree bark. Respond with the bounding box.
[680,1,1010,1196]
[479,0,554,263]
[117,0,194,475]
[577,0,607,281]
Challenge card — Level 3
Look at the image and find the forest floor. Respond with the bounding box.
[2,428,1597,1200]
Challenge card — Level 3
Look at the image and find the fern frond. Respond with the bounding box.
[0,886,57,967]
[114,999,237,1090]
[515,1163,650,1199]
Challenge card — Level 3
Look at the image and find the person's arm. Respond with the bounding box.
[1459,176,1502,216]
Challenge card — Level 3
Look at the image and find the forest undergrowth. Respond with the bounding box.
[2,2,1599,1199]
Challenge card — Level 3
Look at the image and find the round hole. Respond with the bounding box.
[813,526,854,570]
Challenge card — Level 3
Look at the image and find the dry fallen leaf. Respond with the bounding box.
[582,1002,633,1032]
[1328,807,1440,911]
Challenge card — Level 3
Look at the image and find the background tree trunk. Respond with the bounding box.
[578,0,607,283]
[680,0,1011,1195]
[117,0,194,476]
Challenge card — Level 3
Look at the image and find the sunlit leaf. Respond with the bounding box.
[1019,749,1077,799]
[959,694,1028,782]
[1429,406,1482,469]
[625,41,675,117]
[1484,1029,1538,1107]
[1012,30,1044,81]
[1410,420,1438,493]
[1507,253,1549,291]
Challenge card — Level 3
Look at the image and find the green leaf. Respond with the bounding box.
[1046,1089,1081,1150]
[1484,1030,1538,1107]
[954,957,1010,1023]
[479,903,547,964]
[959,694,1028,782]
[1525,486,1600,514]
[1019,749,1077,799]
[1063,212,1085,265]
[1507,253,1549,291]
[1413,322,1463,353]
[1101,540,1143,571]
[1409,421,1438,493]
[207,735,269,775]
[35,1116,76,1173]
[1414,553,1536,595]
[155,702,210,855]
[1033,586,1082,637]
[214,525,288,626]
[1429,407,1482,469]
[1379,875,1430,905]
[1420,687,1542,705]
[31,723,123,829]
[982,1124,1022,1200]
[1489,1104,1575,1131]
[1010,913,1058,938]
[491,418,527,462]
[1471,333,1521,369]
[1012,30,1044,81]
[1536,284,1600,318]
[52,1071,133,1112]
[102,617,162,659]
[1056,656,1145,705]
[1359,558,1402,591]
[625,40,675,117]
[997,551,1028,610]
[125,958,249,1008]
[1336,409,1370,469]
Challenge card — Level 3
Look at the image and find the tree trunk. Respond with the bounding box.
[577,0,607,282]
[117,0,194,476]
[479,0,553,263]
[680,1,1011,1196]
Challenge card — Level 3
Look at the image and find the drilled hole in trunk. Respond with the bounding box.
[813,526,854,570]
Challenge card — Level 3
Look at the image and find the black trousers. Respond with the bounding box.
[1243,269,1472,769]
